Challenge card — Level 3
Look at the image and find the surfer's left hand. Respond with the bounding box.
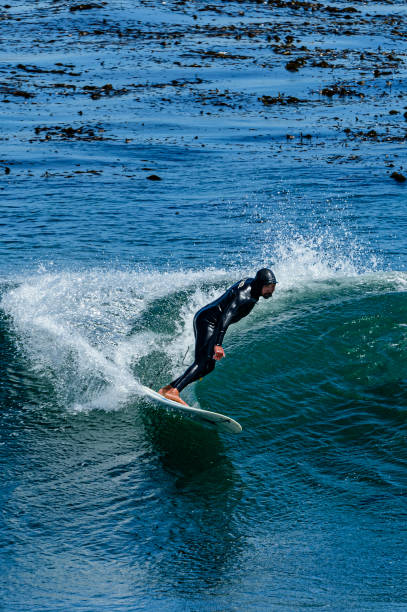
[213,345,225,360]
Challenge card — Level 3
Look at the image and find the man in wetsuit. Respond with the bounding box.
[158,268,277,405]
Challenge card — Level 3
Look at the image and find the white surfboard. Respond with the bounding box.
[140,385,242,434]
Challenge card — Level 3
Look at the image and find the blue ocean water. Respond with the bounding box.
[1,1,406,610]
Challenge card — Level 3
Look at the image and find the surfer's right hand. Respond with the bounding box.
[213,345,225,361]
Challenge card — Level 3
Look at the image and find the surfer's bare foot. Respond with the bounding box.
[158,384,172,396]
[164,387,188,406]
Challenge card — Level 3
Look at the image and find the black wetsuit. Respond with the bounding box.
[171,278,259,392]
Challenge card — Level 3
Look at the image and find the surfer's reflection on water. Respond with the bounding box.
[141,412,245,589]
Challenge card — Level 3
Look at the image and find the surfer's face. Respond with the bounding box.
[262,284,276,299]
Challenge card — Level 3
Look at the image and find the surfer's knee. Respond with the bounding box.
[202,359,215,377]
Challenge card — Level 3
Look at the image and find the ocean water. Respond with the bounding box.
[1,1,406,610]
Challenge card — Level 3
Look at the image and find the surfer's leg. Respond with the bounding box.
[159,314,217,404]
[158,315,205,403]
[167,316,217,393]
[202,359,216,377]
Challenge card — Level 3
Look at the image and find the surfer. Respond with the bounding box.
[158,268,277,405]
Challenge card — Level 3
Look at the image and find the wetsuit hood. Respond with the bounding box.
[251,267,277,299]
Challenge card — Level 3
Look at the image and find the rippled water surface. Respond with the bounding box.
[1,0,406,610]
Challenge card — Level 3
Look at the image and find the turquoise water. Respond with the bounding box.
[1,1,407,610]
